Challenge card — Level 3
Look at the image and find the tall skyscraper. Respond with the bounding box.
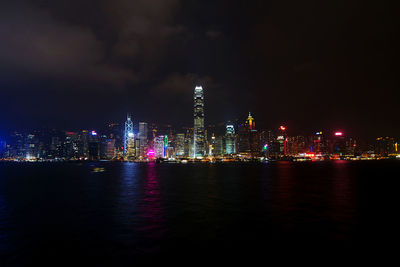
[124,114,134,156]
[193,86,205,158]
[138,122,148,158]
[225,124,236,155]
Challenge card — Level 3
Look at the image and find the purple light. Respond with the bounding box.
[91,131,97,136]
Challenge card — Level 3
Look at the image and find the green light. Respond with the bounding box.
[164,135,168,147]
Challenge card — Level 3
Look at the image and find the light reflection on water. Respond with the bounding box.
[1,161,398,264]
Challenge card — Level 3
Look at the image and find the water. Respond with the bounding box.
[0,161,399,265]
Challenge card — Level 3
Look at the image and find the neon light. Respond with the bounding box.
[147,150,155,159]
[335,132,343,136]
[316,132,322,135]
[263,144,268,150]
[310,146,313,152]
[91,131,97,136]
[279,126,286,131]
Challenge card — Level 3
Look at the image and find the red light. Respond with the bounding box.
[279,126,286,131]
[334,132,343,136]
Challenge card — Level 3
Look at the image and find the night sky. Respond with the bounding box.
[0,0,399,139]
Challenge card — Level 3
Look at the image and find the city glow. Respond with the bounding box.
[128,132,134,137]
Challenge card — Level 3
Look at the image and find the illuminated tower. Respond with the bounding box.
[245,112,255,130]
[124,114,134,155]
[193,86,205,157]
[225,124,236,154]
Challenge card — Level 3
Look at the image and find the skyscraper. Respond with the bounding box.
[138,122,148,158]
[124,114,134,156]
[193,86,205,158]
[225,124,236,155]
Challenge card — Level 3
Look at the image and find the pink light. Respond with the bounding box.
[147,150,155,159]
[334,132,343,136]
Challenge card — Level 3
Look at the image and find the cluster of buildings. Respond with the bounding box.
[1,86,399,162]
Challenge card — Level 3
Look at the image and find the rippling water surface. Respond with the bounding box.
[0,161,399,265]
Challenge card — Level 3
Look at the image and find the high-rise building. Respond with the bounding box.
[238,113,259,157]
[225,124,236,155]
[138,122,148,158]
[193,86,205,158]
[124,114,134,156]
[127,132,136,159]
[154,136,165,158]
[175,133,185,157]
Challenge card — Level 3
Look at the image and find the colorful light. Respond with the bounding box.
[316,131,322,135]
[263,144,268,150]
[334,132,343,136]
[91,131,97,136]
[279,126,286,131]
[147,150,155,159]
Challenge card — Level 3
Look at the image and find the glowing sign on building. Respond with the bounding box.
[334,132,343,136]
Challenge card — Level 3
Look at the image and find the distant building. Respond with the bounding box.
[238,113,259,157]
[88,131,100,161]
[138,122,148,158]
[193,86,205,157]
[225,124,236,154]
[154,136,165,158]
[124,114,134,156]
[175,133,185,157]
[375,137,396,156]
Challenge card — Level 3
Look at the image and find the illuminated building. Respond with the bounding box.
[225,124,236,154]
[330,131,346,155]
[175,133,185,157]
[166,146,175,158]
[277,125,287,157]
[312,131,325,154]
[88,130,100,161]
[106,139,115,159]
[138,122,148,158]
[127,132,136,159]
[238,113,259,157]
[375,137,396,156]
[193,86,205,157]
[154,136,165,158]
[124,114,134,156]
[107,122,122,157]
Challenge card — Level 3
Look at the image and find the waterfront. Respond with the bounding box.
[1,161,399,265]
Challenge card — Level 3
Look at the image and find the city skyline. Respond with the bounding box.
[1,85,399,161]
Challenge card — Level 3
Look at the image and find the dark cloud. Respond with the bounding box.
[0,0,399,139]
